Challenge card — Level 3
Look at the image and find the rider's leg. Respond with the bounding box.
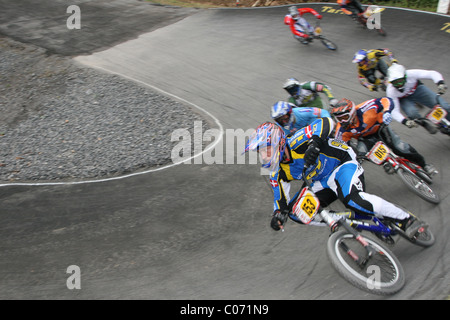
[311,161,426,236]
[376,59,388,78]
[380,126,427,168]
[399,97,422,119]
[321,160,408,220]
[411,84,450,121]
[351,0,365,14]
[399,94,438,133]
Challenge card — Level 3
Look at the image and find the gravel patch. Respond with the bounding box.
[0,36,211,182]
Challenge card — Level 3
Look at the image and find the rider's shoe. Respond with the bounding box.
[401,216,429,238]
[416,118,438,134]
[424,163,438,176]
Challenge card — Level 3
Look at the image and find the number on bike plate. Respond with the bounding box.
[367,141,389,165]
[293,188,320,224]
[427,106,447,124]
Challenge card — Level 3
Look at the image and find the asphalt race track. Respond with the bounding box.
[1,1,449,300]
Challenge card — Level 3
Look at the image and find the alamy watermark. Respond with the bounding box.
[66,265,81,289]
[366,265,381,290]
[66,5,81,30]
[364,5,383,30]
[171,121,269,173]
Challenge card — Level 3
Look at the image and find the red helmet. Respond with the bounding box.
[330,98,356,126]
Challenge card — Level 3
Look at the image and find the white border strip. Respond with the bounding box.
[0,66,224,187]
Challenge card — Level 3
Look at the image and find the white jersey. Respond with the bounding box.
[386,69,444,123]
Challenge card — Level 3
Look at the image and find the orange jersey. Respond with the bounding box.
[335,97,394,142]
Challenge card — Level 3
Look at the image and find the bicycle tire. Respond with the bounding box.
[327,231,405,295]
[407,226,435,248]
[320,37,338,51]
[397,168,440,204]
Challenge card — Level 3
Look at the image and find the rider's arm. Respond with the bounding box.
[372,48,397,64]
[407,69,445,85]
[385,86,407,124]
[357,70,374,90]
[303,81,335,100]
[298,7,322,19]
[270,169,290,213]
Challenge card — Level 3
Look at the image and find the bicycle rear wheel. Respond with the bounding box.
[397,168,440,204]
[327,231,405,295]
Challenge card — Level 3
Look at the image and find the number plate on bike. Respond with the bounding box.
[292,187,320,224]
[426,106,447,124]
[367,141,389,165]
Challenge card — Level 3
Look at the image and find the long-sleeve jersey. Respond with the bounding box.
[334,97,394,141]
[356,49,397,89]
[287,81,335,107]
[386,69,445,123]
[282,107,331,136]
[284,8,321,38]
[270,117,358,212]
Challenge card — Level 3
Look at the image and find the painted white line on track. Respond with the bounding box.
[0,65,224,188]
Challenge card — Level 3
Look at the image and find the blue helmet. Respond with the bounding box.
[352,49,368,64]
[244,122,286,172]
[271,101,294,129]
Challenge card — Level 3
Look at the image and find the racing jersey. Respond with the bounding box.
[356,49,397,89]
[282,107,331,136]
[386,69,445,123]
[270,117,357,212]
[284,8,322,38]
[334,97,394,142]
[287,81,335,107]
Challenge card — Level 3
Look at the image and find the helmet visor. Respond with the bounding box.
[285,85,299,97]
[275,114,291,127]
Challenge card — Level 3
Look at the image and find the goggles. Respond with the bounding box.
[391,77,406,88]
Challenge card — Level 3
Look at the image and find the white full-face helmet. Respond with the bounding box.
[388,64,407,91]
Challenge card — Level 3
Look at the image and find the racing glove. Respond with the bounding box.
[437,81,447,95]
[329,98,339,108]
[402,118,418,128]
[304,136,321,167]
[368,84,378,92]
[382,112,392,125]
[271,210,288,231]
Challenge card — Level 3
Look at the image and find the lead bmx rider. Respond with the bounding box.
[244,118,427,237]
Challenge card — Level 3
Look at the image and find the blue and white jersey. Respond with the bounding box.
[282,107,331,136]
[269,117,358,212]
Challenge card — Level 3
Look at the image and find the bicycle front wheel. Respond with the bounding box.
[320,37,337,50]
[397,168,440,204]
[327,231,405,295]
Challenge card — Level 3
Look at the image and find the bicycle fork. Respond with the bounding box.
[320,210,376,268]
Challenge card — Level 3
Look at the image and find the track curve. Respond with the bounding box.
[1,2,449,300]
